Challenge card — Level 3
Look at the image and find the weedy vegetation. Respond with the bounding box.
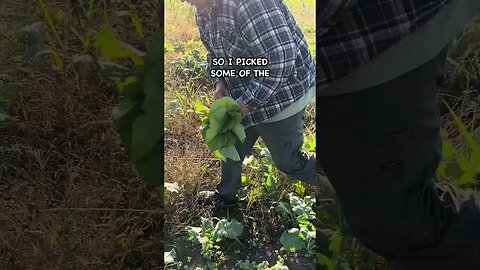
[0,0,478,269]
[164,0,480,269]
[1,0,163,268]
[164,0,318,269]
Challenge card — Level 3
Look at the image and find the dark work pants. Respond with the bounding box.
[317,50,480,270]
[217,109,317,199]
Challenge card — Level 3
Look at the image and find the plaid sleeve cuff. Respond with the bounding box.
[212,77,226,87]
[239,90,262,110]
[212,77,220,86]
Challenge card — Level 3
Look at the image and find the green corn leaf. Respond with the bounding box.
[96,28,143,65]
[441,129,455,160]
[442,99,480,153]
[130,12,144,38]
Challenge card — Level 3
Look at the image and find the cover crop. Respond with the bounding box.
[201,97,246,161]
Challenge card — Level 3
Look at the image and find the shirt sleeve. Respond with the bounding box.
[236,0,298,109]
[195,13,225,87]
[203,39,225,87]
[317,0,359,35]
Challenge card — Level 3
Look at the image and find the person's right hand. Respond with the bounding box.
[214,81,230,100]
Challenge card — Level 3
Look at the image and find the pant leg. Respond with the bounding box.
[317,49,480,269]
[216,127,259,198]
[255,109,317,186]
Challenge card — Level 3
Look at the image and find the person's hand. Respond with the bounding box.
[214,81,229,100]
[236,99,249,113]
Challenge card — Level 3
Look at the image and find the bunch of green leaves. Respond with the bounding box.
[277,195,316,225]
[280,227,316,257]
[96,27,163,188]
[276,194,316,257]
[234,257,289,270]
[200,97,246,161]
[187,217,244,260]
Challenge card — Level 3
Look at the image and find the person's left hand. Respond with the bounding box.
[236,99,249,113]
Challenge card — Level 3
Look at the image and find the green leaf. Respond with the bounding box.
[201,217,214,234]
[214,218,243,240]
[232,123,246,143]
[129,62,163,163]
[88,0,95,20]
[265,172,276,188]
[280,228,304,252]
[133,141,163,187]
[142,62,163,116]
[169,99,180,113]
[218,144,240,161]
[98,60,130,80]
[293,181,306,195]
[206,133,228,151]
[276,202,292,215]
[194,100,209,113]
[442,99,480,153]
[440,129,455,160]
[241,175,249,185]
[131,113,162,163]
[205,110,227,143]
[112,100,143,155]
[316,254,335,269]
[96,28,124,59]
[130,12,144,38]
[187,226,205,245]
[96,28,143,65]
[444,161,464,178]
[116,76,138,92]
[328,232,342,253]
[38,0,62,46]
[225,131,238,146]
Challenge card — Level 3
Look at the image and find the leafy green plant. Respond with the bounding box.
[235,256,289,270]
[200,97,246,161]
[96,28,163,187]
[187,217,244,260]
[170,44,209,83]
[315,185,360,270]
[276,194,316,257]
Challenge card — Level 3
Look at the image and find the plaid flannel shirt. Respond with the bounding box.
[316,0,452,94]
[195,0,316,129]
